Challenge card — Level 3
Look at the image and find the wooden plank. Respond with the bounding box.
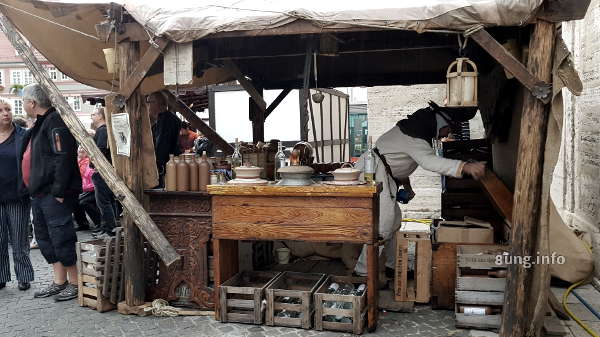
[250,88,265,143]
[214,205,372,227]
[226,299,254,309]
[82,274,97,285]
[82,286,99,297]
[468,28,551,103]
[456,291,505,306]
[223,59,267,111]
[543,315,568,336]
[367,243,378,332]
[395,237,411,302]
[457,277,507,292]
[265,88,292,118]
[110,228,123,304]
[102,237,113,298]
[500,23,555,337]
[0,14,180,269]
[548,292,570,320]
[431,243,456,309]
[213,195,372,209]
[166,91,234,155]
[226,313,255,324]
[455,313,501,330]
[212,222,373,243]
[214,238,239,321]
[208,184,382,198]
[120,37,169,100]
[537,0,591,22]
[415,240,432,303]
[478,169,514,224]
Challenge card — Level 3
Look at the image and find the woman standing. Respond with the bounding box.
[0,99,34,290]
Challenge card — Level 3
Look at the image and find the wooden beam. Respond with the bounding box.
[499,20,555,337]
[0,12,181,268]
[467,28,552,103]
[120,37,169,100]
[119,40,148,307]
[222,59,267,111]
[165,91,234,155]
[537,0,592,22]
[250,85,265,143]
[265,88,291,118]
[478,169,514,225]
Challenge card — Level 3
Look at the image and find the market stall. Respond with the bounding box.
[0,0,593,336]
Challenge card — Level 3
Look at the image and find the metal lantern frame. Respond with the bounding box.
[446,57,478,107]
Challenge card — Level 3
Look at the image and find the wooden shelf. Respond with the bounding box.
[207,183,382,198]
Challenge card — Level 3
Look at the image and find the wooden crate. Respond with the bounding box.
[265,272,326,329]
[76,228,124,312]
[314,275,367,335]
[454,245,508,330]
[219,271,281,324]
[394,228,432,303]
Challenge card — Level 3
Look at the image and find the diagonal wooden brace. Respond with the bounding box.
[265,88,291,118]
[467,28,552,104]
[0,13,181,268]
[120,37,169,100]
[164,91,235,155]
[223,59,267,111]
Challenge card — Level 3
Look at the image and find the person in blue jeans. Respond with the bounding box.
[17,84,81,301]
[0,99,34,291]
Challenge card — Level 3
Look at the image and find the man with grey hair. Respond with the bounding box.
[17,83,81,301]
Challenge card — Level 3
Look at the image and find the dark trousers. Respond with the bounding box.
[31,194,77,267]
[92,172,117,234]
[0,200,34,283]
[72,191,101,228]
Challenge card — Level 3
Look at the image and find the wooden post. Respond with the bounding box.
[119,40,147,307]
[0,13,180,268]
[250,86,265,143]
[499,20,555,337]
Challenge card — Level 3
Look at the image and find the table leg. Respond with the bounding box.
[367,243,378,332]
[214,238,239,321]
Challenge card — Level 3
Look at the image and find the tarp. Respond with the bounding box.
[0,0,544,92]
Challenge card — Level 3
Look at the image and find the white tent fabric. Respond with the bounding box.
[0,0,544,91]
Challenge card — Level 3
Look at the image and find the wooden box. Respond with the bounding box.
[219,271,281,324]
[314,276,367,335]
[76,229,124,312]
[394,229,432,303]
[265,272,327,329]
[455,245,508,331]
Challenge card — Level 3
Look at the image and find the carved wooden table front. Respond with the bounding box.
[145,190,214,309]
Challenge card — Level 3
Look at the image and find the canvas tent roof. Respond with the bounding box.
[0,0,545,92]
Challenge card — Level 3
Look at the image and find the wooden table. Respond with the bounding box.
[208,183,382,331]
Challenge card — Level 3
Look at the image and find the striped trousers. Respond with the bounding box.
[0,199,34,283]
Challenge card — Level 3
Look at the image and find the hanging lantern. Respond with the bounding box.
[446,57,478,107]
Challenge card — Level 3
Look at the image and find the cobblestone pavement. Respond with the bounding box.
[0,231,589,337]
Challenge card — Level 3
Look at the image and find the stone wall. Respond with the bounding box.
[367,84,484,219]
[554,0,600,272]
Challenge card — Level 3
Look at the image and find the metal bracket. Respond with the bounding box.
[114,95,126,109]
[532,82,552,102]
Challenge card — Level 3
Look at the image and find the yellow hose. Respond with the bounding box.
[402,218,432,225]
[562,244,598,337]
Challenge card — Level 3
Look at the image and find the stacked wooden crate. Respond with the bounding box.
[219,271,280,324]
[455,245,508,330]
[265,272,326,329]
[394,224,432,304]
[314,275,368,335]
[76,228,124,312]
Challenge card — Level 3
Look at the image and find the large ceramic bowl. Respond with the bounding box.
[234,165,263,179]
[331,163,362,181]
[277,166,315,186]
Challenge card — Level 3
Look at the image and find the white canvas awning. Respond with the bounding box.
[0,0,544,92]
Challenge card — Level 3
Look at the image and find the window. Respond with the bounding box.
[73,96,81,111]
[60,72,70,81]
[23,70,33,85]
[66,96,81,112]
[48,67,57,81]
[0,70,3,85]
[11,70,22,85]
[12,99,23,115]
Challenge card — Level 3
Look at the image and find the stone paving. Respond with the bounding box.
[0,231,594,337]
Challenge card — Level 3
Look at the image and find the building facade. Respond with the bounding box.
[0,32,106,127]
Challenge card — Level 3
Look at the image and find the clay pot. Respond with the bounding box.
[331,163,361,181]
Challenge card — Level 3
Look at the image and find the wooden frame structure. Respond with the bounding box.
[0,1,592,334]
